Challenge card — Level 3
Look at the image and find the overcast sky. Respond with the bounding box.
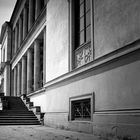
[0,0,16,33]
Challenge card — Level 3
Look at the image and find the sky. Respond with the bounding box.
[0,0,17,33]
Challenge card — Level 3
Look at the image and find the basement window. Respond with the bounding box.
[70,94,93,121]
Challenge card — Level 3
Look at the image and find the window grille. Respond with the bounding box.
[71,98,91,121]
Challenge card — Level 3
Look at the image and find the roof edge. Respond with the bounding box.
[0,22,10,44]
[10,0,22,27]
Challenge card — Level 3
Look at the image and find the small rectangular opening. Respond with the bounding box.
[71,98,91,121]
[70,94,93,121]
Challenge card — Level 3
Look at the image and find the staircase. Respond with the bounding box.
[0,96,41,125]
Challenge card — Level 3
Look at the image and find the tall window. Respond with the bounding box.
[75,0,91,49]
[72,0,92,68]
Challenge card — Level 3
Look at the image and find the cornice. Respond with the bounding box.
[10,0,25,29]
[43,38,140,91]
[11,7,46,69]
[0,22,10,44]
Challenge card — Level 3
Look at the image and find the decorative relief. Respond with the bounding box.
[75,43,92,68]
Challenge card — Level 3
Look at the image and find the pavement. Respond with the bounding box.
[0,125,101,140]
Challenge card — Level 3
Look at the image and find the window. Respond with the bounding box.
[70,94,93,121]
[72,0,93,68]
[75,0,91,49]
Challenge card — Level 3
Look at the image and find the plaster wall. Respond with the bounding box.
[31,52,140,134]
[30,92,47,112]
[46,0,69,82]
[94,0,140,58]
[42,59,140,112]
[32,51,140,113]
[30,0,140,136]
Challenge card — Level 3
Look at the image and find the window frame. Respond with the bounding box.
[69,93,94,122]
[75,0,91,48]
[69,0,94,70]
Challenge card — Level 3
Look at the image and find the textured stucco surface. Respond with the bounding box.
[46,0,69,82]
[94,0,140,58]
[36,59,140,112]
[30,0,140,136]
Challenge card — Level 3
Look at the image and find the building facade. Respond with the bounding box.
[1,0,140,139]
[0,22,11,95]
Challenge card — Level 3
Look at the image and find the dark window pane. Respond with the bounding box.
[71,98,91,120]
[80,17,84,31]
[86,11,91,27]
[86,0,90,12]
[80,31,85,45]
[86,25,91,42]
[80,3,84,17]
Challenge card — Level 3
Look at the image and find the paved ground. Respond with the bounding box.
[0,125,100,140]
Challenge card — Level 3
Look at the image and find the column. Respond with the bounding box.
[17,62,21,96]
[28,0,35,31]
[12,30,15,56]
[43,28,46,84]
[11,70,14,96]
[21,56,27,95]
[35,0,41,19]
[14,67,17,96]
[34,40,40,91]
[18,17,22,47]
[17,23,19,48]
[23,6,28,39]
[21,15,23,43]
[14,26,18,53]
[27,49,33,94]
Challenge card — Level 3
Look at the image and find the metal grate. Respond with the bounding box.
[72,98,91,121]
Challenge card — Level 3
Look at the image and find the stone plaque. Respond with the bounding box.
[75,42,92,68]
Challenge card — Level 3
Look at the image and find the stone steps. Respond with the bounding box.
[0,96,41,125]
[0,122,40,125]
[22,94,45,125]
